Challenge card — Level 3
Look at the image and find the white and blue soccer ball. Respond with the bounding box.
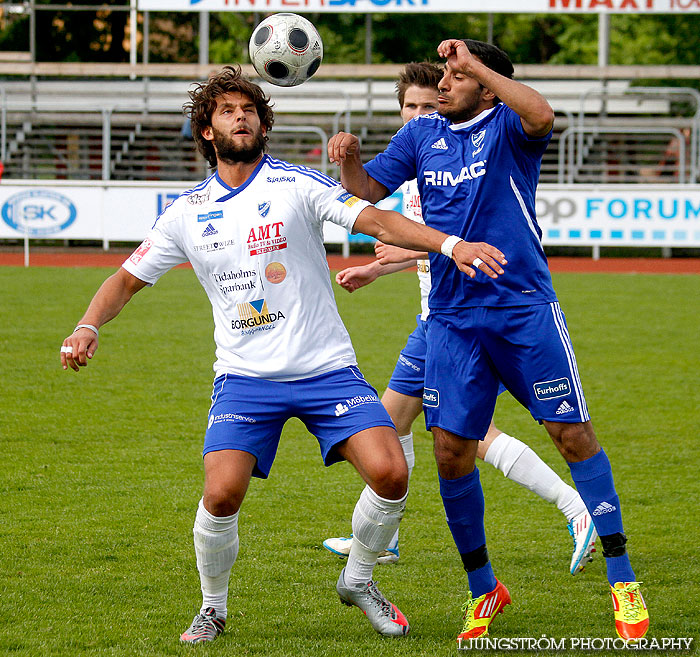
[249,13,323,88]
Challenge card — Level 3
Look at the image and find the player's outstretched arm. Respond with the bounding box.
[354,206,506,279]
[328,132,388,203]
[437,39,554,137]
[336,261,382,292]
[375,241,427,266]
[60,267,148,372]
[336,257,416,293]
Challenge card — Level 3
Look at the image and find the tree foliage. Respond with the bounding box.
[0,7,698,69]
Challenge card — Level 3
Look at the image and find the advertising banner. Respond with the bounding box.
[1,182,699,248]
[0,183,181,242]
[0,186,104,240]
[536,186,700,247]
[138,0,700,14]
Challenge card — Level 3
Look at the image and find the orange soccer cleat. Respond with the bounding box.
[610,581,649,642]
[457,579,511,642]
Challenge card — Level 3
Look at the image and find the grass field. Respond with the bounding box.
[1,265,698,656]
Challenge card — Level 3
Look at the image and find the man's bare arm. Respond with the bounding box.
[60,267,148,372]
[335,259,415,293]
[353,205,506,280]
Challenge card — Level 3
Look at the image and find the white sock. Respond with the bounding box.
[193,498,239,619]
[385,433,414,550]
[546,478,586,521]
[345,486,407,587]
[484,433,586,520]
[398,432,415,475]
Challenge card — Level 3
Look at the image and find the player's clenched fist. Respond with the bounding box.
[437,39,478,74]
[60,326,99,372]
[328,132,361,165]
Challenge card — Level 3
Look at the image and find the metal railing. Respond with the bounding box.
[576,86,700,183]
[2,82,699,186]
[270,126,329,175]
[558,126,687,185]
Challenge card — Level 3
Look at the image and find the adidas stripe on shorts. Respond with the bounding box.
[423,302,590,440]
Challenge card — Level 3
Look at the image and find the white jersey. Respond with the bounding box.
[122,155,371,381]
[399,179,431,320]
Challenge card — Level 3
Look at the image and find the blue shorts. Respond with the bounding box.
[203,366,394,478]
[424,302,590,440]
[387,315,428,398]
[388,315,507,403]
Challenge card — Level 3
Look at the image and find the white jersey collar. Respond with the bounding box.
[448,105,498,132]
[214,154,268,202]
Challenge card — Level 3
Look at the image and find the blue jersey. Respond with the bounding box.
[365,104,557,310]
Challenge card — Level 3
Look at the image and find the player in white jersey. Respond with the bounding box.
[59,66,508,646]
[322,63,595,573]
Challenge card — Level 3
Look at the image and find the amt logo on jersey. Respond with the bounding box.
[247,221,287,256]
[424,162,486,187]
[1,189,77,236]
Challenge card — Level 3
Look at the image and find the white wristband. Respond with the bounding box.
[440,235,464,259]
[74,324,99,337]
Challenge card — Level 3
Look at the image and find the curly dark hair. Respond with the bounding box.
[183,65,275,169]
[396,62,443,109]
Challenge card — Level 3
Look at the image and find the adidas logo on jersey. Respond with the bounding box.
[202,223,218,237]
[556,400,575,415]
[431,138,448,150]
[592,501,617,516]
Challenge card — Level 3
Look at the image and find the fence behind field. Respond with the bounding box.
[0,76,699,260]
[0,78,697,185]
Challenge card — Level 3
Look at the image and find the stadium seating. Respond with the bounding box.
[0,77,696,185]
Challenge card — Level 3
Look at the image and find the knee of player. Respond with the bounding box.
[547,421,600,461]
[433,440,464,468]
[203,487,244,517]
[370,460,409,499]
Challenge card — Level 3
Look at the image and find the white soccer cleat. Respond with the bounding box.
[567,509,598,575]
[336,568,410,637]
[377,546,400,565]
[323,535,400,564]
[323,535,353,557]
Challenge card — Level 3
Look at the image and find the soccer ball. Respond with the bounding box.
[249,13,323,88]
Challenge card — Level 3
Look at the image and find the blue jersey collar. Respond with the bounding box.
[448,105,498,132]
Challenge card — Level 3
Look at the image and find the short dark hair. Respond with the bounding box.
[183,65,275,168]
[462,39,514,80]
[396,62,443,109]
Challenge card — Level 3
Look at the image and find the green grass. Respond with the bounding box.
[0,266,698,656]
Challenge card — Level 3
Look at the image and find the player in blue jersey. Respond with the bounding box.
[323,62,596,575]
[328,42,648,643]
[59,66,508,646]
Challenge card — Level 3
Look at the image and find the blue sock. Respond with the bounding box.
[568,450,635,585]
[439,468,496,597]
